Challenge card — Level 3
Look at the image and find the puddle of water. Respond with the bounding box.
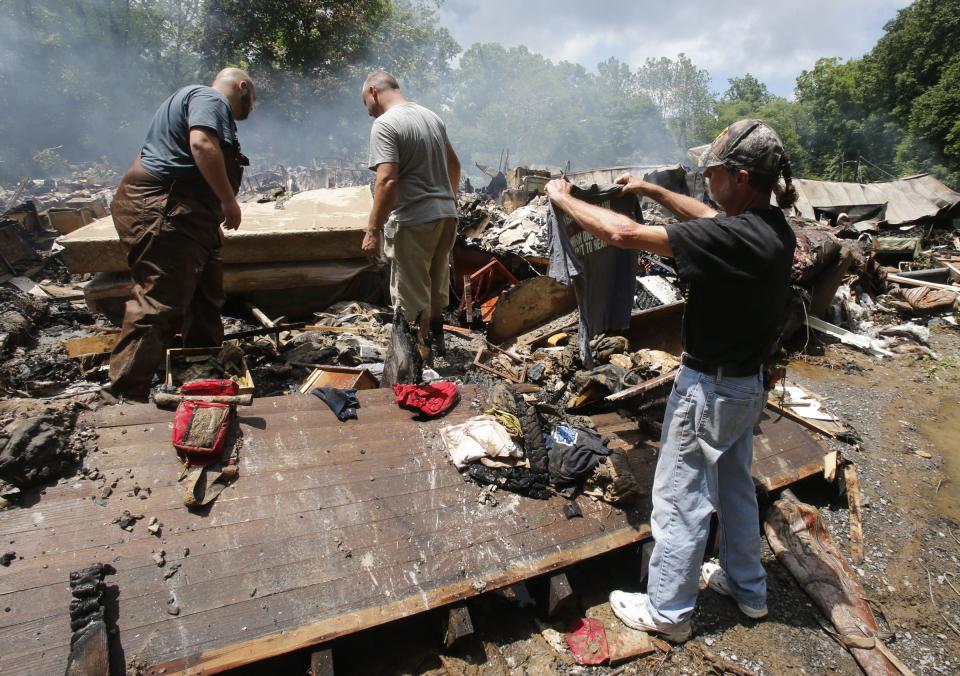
[926,399,960,522]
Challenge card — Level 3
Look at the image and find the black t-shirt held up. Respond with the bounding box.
[665,207,797,368]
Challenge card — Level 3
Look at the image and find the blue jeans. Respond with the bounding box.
[646,364,767,625]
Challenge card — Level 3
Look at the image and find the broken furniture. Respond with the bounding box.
[459,259,519,323]
[473,342,528,383]
[165,346,255,395]
[298,366,378,395]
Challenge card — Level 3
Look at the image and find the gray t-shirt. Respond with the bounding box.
[367,102,458,225]
[139,85,237,180]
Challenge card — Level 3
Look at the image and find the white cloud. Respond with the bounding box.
[438,0,914,96]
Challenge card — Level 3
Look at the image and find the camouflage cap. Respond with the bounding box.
[689,119,786,178]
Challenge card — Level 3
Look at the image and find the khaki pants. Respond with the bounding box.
[385,217,457,325]
[108,160,225,398]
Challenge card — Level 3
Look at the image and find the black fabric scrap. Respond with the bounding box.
[546,425,611,485]
[466,465,552,500]
[563,501,583,519]
[312,386,360,421]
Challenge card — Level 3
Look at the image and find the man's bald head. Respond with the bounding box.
[361,70,403,118]
[362,70,400,96]
[212,67,256,121]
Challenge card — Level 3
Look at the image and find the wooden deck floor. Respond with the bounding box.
[0,387,824,674]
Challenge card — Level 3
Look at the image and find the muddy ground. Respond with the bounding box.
[233,327,960,676]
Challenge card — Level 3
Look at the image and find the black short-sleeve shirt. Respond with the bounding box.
[666,207,796,367]
[139,85,237,180]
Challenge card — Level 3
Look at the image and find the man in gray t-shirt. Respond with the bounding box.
[362,69,460,355]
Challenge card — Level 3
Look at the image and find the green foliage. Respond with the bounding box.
[722,74,773,107]
[790,0,960,186]
[636,54,715,150]
[3,0,959,189]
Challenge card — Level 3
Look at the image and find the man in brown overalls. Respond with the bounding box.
[107,68,255,400]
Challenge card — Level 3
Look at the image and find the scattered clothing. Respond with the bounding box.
[546,425,611,485]
[547,184,640,367]
[465,464,551,500]
[584,449,642,506]
[484,407,522,437]
[569,364,636,402]
[440,415,521,469]
[313,386,360,421]
[589,334,629,364]
[394,381,459,418]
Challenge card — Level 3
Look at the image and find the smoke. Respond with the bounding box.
[0,1,684,185]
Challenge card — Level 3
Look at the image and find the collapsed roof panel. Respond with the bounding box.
[791,173,960,225]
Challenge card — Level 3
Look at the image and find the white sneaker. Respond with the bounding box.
[700,560,768,619]
[608,591,692,642]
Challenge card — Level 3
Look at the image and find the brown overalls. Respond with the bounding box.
[108,142,246,398]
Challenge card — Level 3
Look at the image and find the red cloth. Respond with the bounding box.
[565,617,609,666]
[392,382,459,418]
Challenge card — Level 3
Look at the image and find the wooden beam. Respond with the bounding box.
[303,325,378,335]
[546,572,575,618]
[765,398,848,440]
[63,334,119,359]
[605,370,677,403]
[151,526,650,674]
[309,647,334,676]
[844,463,865,564]
[443,605,474,649]
[888,273,960,294]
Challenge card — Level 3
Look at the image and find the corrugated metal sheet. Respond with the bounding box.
[792,173,960,225]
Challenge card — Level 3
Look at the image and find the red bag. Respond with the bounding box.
[180,379,239,397]
[172,401,233,467]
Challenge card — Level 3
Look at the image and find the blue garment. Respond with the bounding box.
[312,386,360,421]
[140,85,237,180]
[645,364,767,625]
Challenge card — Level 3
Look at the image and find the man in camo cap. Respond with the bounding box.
[546,119,797,642]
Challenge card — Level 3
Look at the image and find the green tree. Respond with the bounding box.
[721,74,773,107]
[636,53,714,150]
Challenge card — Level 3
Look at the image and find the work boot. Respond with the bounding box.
[608,591,692,642]
[429,319,446,359]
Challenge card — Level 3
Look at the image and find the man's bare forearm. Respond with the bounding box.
[640,183,717,221]
[446,144,461,197]
[550,193,673,256]
[368,176,399,232]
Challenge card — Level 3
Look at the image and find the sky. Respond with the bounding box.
[437,0,914,98]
